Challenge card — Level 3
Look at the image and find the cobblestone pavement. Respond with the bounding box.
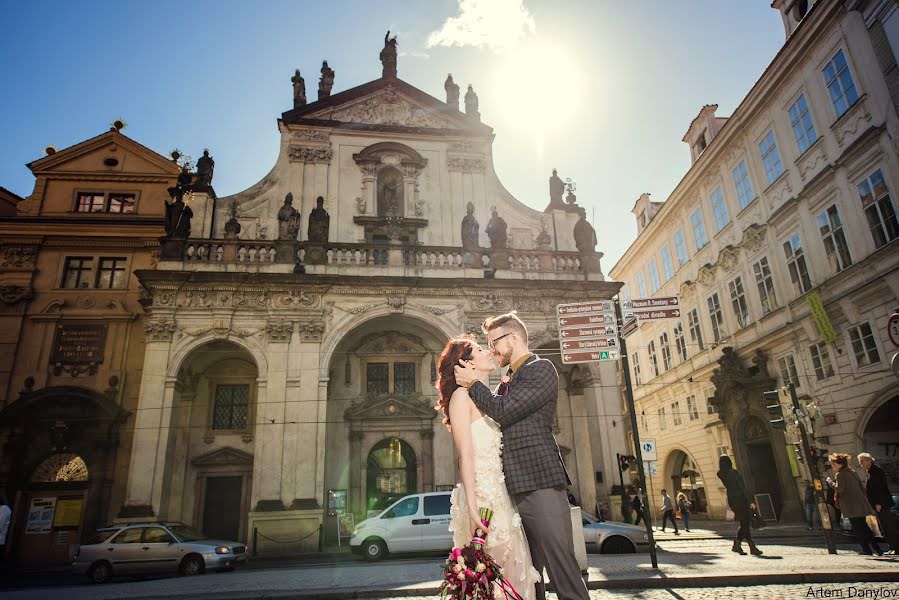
[1,542,896,600]
[384,583,899,600]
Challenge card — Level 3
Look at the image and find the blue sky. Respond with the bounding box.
[0,1,784,267]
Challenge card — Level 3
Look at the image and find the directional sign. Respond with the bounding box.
[560,324,617,339]
[558,314,618,327]
[557,301,614,315]
[561,338,618,351]
[557,301,620,364]
[624,308,682,322]
[621,318,638,338]
[624,296,679,310]
[561,349,620,364]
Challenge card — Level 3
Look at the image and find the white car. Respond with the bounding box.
[350,492,453,561]
[581,511,649,554]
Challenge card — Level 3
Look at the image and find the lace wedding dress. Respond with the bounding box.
[449,416,541,600]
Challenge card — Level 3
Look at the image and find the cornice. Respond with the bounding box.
[35,173,174,184]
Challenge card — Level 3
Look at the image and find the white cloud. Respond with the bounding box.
[426,0,536,52]
[399,50,431,59]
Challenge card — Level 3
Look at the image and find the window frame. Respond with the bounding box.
[686,395,699,421]
[632,352,643,387]
[673,321,688,362]
[647,340,660,378]
[648,259,661,294]
[752,256,778,315]
[95,257,128,289]
[636,271,648,299]
[783,233,812,296]
[671,401,683,427]
[673,229,689,267]
[61,256,94,289]
[659,331,672,372]
[72,189,140,214]
[759,130,784,186]
[808,342,834,381]
[856,168,899,249]
[732,160,755,210]
[707,292,725,343]
[691,208,709,251]
[816,204,852,274]
[211,383,251,431]
[688,308,705,351]
[777,353,801,389]
[658,406,667,431]
[660,244,675,281]
[822,48,859,119]
[788,93,818,155]
[710,186,730,232]
[847,322,881,367]
[728,276,751,329]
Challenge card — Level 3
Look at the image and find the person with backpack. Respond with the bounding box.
[676,491,692,532]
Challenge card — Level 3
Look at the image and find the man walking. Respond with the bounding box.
[859,452,899,554]
[455,311,588,600]
[660,489,679,534]
[630,489,645,527]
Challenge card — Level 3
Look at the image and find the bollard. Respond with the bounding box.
[318,523,323,552]
[252,527,258,557]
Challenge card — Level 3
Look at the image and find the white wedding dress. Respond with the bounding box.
[449,415,541,600]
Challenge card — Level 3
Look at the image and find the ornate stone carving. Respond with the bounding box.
[717,245,739,273]
[76,295,96,309]
[336,303,379,315]
[0,284,34,307]
[266,318,293,343]
[181,321,259,339]
[697,264,717,287]
[144,318,176,342]
[679,280,696,303]
[796,141,827,179]
[387,295,406,314]
[447,156,486,172]
[407,303,455,316]
[741,223,767,253]
[292,129,327,142]
[327,86,451,129]
[470,293,513,312]
[298,321,325,342]
[449,140,477,153]
[355,196,367,215]
[1,245,38,268]
[278,289,317,307]
[288,145,333,163]
[832,98,872,145]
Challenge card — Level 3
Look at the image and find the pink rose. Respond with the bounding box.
[500,375,511,384]
[450,547,462,560]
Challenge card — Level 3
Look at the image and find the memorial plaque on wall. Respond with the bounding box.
[50,323,107,375]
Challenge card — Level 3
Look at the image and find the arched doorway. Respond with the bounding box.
[366,437,417,514]
[740,415,782,519]
[862,395,899,488]
[665,450,708,514]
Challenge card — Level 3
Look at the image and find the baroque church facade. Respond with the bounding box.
[114,38,622,554]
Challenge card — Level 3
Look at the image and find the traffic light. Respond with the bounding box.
[764,390,785,430]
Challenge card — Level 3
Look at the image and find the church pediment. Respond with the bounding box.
[27,130,181,177]
[282,78,490,134]
[192,447,254,466]
[344,395,436,421]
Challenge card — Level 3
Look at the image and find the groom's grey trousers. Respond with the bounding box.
[514,486,589,600]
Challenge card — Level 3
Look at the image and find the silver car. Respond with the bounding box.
[72,522,248,583]
[581,512,650,554]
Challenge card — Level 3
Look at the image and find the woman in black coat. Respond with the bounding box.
[717,455,762,555]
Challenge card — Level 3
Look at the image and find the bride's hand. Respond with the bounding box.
[470,510,488,537]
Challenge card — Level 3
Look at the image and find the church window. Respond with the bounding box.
[394,362,416,394]
[367,363,389,395]
[212,384,250,430]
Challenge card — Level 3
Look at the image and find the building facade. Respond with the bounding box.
[611,0,899,521]
[0,130,181,565]
[0,39,629,557]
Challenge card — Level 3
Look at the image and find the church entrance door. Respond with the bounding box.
[202,476,242,541]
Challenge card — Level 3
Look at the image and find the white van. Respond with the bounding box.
[349,492,453,561]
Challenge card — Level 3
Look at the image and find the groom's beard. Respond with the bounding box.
[497,349,512,368]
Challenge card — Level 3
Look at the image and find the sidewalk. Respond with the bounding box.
[2,542,896,600]
[648,518,823,541]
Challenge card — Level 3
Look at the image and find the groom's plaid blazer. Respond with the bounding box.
[469,354,571,497]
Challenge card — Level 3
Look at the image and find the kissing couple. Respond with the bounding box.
[435,312,589,600]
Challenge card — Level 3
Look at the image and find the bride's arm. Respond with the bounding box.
[448,390,484,534]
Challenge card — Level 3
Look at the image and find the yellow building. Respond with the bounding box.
[0,128,181,566]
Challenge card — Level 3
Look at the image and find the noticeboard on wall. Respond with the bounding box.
[327,489,347,516]
[754,493,777,522]
[52,498,83,530]
[26,497,56,534]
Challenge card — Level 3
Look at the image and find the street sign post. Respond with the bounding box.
[622,297,681,323]
[641,439,657,461]
[556,301,621,365]
[624,296,679,310]
[623,307,682,322]
[621,318,638,337]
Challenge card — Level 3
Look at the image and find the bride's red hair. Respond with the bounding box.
[434,335,475,430]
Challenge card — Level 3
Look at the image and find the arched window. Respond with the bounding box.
[31,453,89,483]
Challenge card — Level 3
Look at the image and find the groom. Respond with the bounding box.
[455,312,588,600]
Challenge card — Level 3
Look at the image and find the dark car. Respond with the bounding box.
[839,493,899,540]
[72,522,248,583]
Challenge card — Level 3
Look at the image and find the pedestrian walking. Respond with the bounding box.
[823,466,841,524]
[630,489,645,527]
[677,491,691,532]
[660,489,679,534]
[858,452,898,555]
[803,480,820,530]
[828,453,882,556]
[717,455,762,556]
[0,493,11,565]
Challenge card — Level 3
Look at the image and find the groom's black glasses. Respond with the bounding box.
[487,332,513,349]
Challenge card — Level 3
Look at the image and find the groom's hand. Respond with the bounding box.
[454,361,478,388]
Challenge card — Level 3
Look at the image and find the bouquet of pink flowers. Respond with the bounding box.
[438,507,523,600]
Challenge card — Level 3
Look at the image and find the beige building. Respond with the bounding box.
[611,0,899,521]
[0,129,181,566]
[111,38,625,554]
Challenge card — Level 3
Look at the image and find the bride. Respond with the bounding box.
[435,335,541,600]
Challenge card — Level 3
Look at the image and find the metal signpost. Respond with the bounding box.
[556,301,620,365]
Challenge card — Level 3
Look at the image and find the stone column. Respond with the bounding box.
[420,429,435,492]
[251,379,283,510]
[349,430,364,514]
[118,321,176,519]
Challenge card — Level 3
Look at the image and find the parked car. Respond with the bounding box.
[73,522,248,583]
[839,493,899,540]
[581,511,649,554]
[350,492,453,561]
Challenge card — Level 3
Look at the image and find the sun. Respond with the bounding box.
[491,41,583,145]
